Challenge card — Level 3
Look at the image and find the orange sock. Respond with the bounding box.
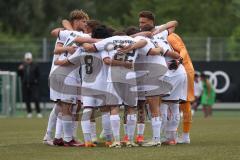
[180,102,192,133]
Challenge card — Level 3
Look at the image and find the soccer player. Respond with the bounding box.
[43,9,88,145]
[50,9,90,146]
[167,33,195,144]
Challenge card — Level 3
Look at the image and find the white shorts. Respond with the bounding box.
[161,73,187,101]
[106,82,137,106]
[82,94,106,108]
[49,74,81,104]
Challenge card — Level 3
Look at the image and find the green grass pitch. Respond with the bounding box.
[0,111,240,160]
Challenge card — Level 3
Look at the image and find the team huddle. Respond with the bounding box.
[43,9,195,148]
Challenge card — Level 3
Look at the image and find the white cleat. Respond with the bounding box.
[43,134,54,146]
[142,141,161,147]
[109,141,121,148]
[126,141,139,147]
[177,137,190,144]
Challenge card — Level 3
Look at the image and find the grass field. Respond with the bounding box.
[0,111,240,160]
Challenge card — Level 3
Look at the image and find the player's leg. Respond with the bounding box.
[125,105,138,147]
[143,96,162,147]
[81,96,96,147]
[109,105,121,147]
[165,102,180,145]
[43,102,60,144]
[136,100,146,144]
[100,105,112,146]
[90,109,98,143]
[180,102,192,143]
[159,102,168,142]
[122,105,129,143]
[71,101,82,144]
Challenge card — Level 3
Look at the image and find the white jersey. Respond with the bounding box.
[49,38,68,76]
[94,36,137,85]
[81,51,109,94]
[58,30,90,80]
[152,30,186,77]
[194,80,203,97]
[134,36,168,78]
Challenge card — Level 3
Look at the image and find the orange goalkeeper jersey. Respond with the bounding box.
[167,33,194,73]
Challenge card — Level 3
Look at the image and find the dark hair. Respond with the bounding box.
[87,20,101,30]
[139,10,155,22]
[112,30,126,36]
[91,25,112,38]
[141,24,155,31]
[125,26,140,36]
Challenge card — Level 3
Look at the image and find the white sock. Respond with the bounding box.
[101,112,112,141]
[46,104,58,138]
[166,103,180,141]
[137,123,145,136]
[123,124,127,136]
[110,114,120,142]
[127,114,137,142]
[183,132,190,140]
[72,121,78,139]
[71,104,78,139]
[55,116,63,139]
[160,103,168,135]
[81,108,92,142]
[62,115,73,142]
[91,122,97,141]
[151,116,162,142]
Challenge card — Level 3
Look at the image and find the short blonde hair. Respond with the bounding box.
[69,9,89,21]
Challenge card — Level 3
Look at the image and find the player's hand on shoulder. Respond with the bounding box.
[66,46,77,54]
[118,45,133,54]
[124,61,133,69]
[168,57,183,70]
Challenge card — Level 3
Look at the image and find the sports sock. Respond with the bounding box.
[127,114,137,142]
[151,116,162,142]
[137,123,145,136]
[110,114,120,142]
[62,115,73,142]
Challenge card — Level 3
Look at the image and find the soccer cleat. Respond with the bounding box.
[43,135,54,146]
[177,137,190,144]
[53,138,64,146]
[142,141,161,147]
[136,135,144,144]
[109,141,121,148]
[162,140,177,145]
[84,142,97,147]
[121,135,129,144]
[72,139,85,147]
[92,137,98,144]
[126,141,139,147]
[64,139,85,147]
[105,141,113,147]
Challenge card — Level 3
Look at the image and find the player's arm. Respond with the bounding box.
[103,57,132,69]
[82,43,97,52]
[54,58,71,66]
[152,20,178,35]
[74,37,100,44]
[130,31,152,38]
[51,28,64,37]
[147,47,164,55]
[167,33,188,60]
[54,43,77,55]
[165,50,181,59]
[62,19,73,31]
[118,39,148,54]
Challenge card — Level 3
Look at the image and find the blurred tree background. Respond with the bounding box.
[0,0,240,60]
